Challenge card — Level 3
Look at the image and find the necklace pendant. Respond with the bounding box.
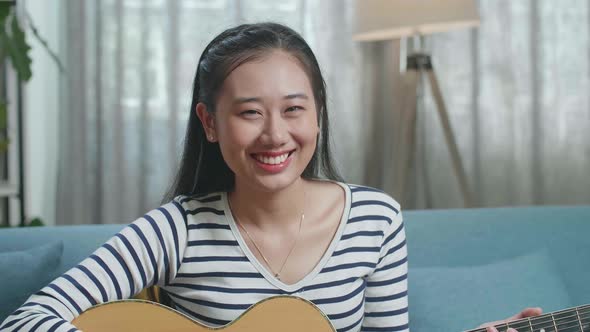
[275,273,280,280]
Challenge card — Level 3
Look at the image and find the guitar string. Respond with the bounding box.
[526,310,590,327]
[472,317,587,332]
[466,306,590,332]
[484,306,590,332]
[491,311,590,332]
[477,314,590,332]
[535,309,590,328]
[515,305,590,328]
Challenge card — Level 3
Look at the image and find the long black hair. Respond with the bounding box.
[163,22,342,202]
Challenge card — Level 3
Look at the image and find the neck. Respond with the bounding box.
[463,304,590,332]
[228,178,307,231]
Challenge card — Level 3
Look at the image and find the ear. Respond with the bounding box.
[196,102,217,142]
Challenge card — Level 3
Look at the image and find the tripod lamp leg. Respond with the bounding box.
[426,69,474,207]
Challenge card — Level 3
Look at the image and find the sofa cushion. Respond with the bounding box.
[409,250,571,332]
[0,241,63,320]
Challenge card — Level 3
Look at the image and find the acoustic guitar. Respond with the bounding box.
[72,295,336,332]
[72,295,590,332]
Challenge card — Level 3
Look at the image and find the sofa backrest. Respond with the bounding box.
[404,205,590,331]
[1,205,589,331]
[0,224,124,279]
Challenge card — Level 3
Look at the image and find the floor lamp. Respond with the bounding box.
[353,0,480,208]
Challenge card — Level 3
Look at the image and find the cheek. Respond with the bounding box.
[217,121,258,155]
[294,119,320,147]
[302,115,320,140]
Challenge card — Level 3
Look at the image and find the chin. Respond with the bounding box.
[249,171,304,193]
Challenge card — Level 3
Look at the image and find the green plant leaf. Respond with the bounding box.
[25,9,65,74]
[0,101,7,129]
[0,139,9,152]
[0,3,11,24]
[28,217,44,227]
[4,13,32,82]
[0,4,10,63]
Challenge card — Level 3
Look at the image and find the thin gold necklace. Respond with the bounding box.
[230,190,305,281]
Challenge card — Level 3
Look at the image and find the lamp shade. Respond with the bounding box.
[353,0,480,41]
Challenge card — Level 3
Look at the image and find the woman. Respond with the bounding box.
[0,22,539,332]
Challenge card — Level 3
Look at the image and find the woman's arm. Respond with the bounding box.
[0,200,188,332]
[362,205,409,332]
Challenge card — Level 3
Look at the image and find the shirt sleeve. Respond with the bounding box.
[362,206,409,332]
[0,199,188,332]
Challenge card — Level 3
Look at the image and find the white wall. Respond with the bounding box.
[23,0,61,226]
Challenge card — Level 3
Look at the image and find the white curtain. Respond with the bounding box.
[407,0,590,209]
[56,0,590,225]
[56,0,366,225]
[358,0,590,209]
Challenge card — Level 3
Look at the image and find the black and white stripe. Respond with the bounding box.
[1,183,408,332]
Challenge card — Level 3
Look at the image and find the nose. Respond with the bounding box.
[259,112,288,147]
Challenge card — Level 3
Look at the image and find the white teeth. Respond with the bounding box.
[255,153,289,165]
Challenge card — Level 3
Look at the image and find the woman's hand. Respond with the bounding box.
[478,307,543,332]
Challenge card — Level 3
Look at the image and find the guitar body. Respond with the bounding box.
[72,295,336,332]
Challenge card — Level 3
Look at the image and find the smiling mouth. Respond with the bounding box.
[251,150,295,165]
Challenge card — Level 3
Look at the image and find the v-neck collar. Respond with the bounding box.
[222,180,351,293]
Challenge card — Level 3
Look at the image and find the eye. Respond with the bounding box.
[285,106,304,113]
[240,110,261,117]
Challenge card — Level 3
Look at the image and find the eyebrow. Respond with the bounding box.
[232,93,309,105]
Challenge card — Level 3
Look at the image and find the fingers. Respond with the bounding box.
[482,307,543,332]
[522,307,543,317]
[486,326,518,332]
[509,307,543,320]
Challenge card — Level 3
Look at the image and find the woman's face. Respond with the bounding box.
[197,50,319,193]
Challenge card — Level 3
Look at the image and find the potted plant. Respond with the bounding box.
[0,1,63,227]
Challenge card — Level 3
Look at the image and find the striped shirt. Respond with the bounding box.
[0,182,408,332]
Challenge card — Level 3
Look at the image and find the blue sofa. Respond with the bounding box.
[1,205,589,331]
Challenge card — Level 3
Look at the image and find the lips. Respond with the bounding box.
[255,154,287,165]
[249,149,295,173]
[251,150,295,165]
